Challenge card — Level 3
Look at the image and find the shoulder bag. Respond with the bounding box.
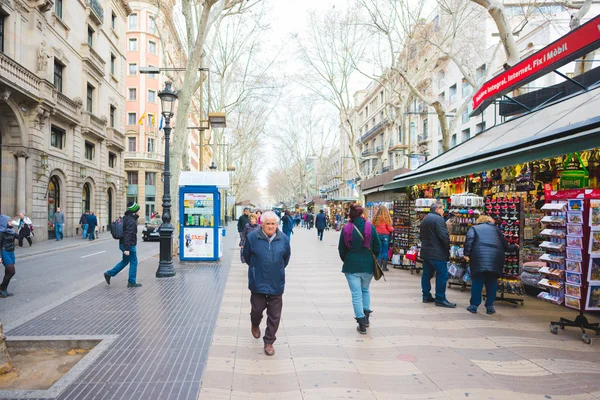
[352,224,386,281]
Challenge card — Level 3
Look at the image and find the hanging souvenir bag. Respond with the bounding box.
[559,152,589,189]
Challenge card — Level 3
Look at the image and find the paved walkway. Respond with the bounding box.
[200,227,600,400]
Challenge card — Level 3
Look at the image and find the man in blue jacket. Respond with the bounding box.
[243,211,291,356]
[315,209,327,241]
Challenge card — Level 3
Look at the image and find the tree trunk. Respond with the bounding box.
[0,321,14,375]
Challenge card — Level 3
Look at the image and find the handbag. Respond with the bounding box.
[352,224,386,281]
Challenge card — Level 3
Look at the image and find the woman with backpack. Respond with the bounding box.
[338,204,381,334]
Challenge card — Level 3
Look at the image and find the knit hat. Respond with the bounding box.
[127,201,140,213]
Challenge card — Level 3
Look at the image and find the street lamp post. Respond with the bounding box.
[156,82,178,278]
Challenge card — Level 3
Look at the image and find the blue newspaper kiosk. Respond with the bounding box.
[179,172,230,261]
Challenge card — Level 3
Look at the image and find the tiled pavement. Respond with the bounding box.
[200,227,600,400]
[4,226,236,400]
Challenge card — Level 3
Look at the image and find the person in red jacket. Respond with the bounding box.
[372,206,394,271]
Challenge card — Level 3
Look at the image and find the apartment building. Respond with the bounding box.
[0,0,130,240]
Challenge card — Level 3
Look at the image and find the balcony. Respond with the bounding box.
[381,166,390,173]
[0,52,42,99]
[417,134,429,144]
[87,0,104,25]
[124,151,165,162]
[126,184,138,196]
[361,148,372,157]
[375,145,384,153]
[81,111,106,140]
[80,43,106,77]
[55,92,81,124]
[356,118,389,144]
[106,127,125,151]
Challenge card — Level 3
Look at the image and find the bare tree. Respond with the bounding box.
[0,321,13,375]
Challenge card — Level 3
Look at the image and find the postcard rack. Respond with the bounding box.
[546,190,600,344]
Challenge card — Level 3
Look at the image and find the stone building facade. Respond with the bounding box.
[0,0,130,241]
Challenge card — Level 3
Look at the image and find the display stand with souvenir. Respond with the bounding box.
[391,198,420,274]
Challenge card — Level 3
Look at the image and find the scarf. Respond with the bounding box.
[0,215,16,235]
[343,218,372,249]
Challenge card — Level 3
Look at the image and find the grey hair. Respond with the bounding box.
[430,201,445,213]
[261,211,280,224]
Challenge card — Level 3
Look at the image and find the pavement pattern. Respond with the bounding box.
[199,226,600,400]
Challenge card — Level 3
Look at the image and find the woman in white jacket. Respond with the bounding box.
[16,213,33,247]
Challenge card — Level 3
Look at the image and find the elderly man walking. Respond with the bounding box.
[420,201,456,308]
[53,207,65,241]
[242,211,291,356]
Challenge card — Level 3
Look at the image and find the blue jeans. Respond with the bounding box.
[82,224,89,239]
[377,234,390,261]
[470,272,498,308]
[55,223,63,240]
[421,258,449,302]
[106,245,138,284]
[345,272,373,318]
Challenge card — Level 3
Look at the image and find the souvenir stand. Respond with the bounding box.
[391,196,419,273]
[544,189,600,344]
[484,195,525,307]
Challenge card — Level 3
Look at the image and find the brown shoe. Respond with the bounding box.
[264,343,275,356]
[251,325,260,339]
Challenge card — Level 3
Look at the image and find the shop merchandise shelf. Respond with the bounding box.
[541,215,566,225]
[540,253,565,264]
[541,228,566,238]
[539,278,564,291]
[539,241,566,252]
[541,202,568,212]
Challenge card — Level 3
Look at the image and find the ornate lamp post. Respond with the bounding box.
[156,82,178,278]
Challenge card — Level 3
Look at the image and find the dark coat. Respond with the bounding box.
[87,214,98,231]
[464,222,516,276]
[79,213,89,225]
[338,218,381,274]
[119,211,138,251]
[282,215,294,235]
[419,212,450,261]
[243,228,291,295]
[240,222,260,247]
[316,213,327,230]
[237,214,249,233]
[0,231,16,253]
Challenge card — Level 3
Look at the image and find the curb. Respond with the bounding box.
[16,236,112,259]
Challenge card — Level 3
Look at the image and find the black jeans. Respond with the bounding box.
[18,232,32,247]
[317,229,324,241]
[250,292,283,344]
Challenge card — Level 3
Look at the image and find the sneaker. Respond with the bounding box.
[486,306,496,315]
[127,282,143,288]
[104,272,111,285]
[466,305,478,314]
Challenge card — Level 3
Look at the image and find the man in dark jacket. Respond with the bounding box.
[419,201,455,307]
[104,202,142,288]
[237,207,250,234]
[315,209,327,241]
[79,210,90,239]
[464,215,517,314]
[87,211,98,241]
[243,211,291,356]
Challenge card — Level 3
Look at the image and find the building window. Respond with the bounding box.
[438,140,443,155]
[110,54,116,75]
[128,13,138,30]
[87,26,94,47]
[55,0,63,19]
[449,84,457,103]
[476,64,486,82]
[86,84,94,113]
[128,136,136,151]
[0,13,5,54]
[109,105,116,128]
[127,112,137,126]
[461,79,471,98]
[148,41,157,54]
[148,15,156,34]
[148,90,156,102]
[129,63,137,75]
[128,38,137,51]
[398,126,403,144]
[148,65,157,79]
[145,172,156,186]
[476,121,486,133]
[147,137,155,152]
[53,60,63,92]
[127,171,138,185]
[461,128,470,142]
[423,119,428,139]
[380,91,384,104]
[147,114,154,127]
[451,134,457,148]
[111,12,117,30]
[84,141,94,160]
[51,126,65,149]
[128,88,137,100]
[108,152,117,168]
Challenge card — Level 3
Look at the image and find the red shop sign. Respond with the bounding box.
[472,14,600,115]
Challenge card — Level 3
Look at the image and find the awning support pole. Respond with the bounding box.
[531,90,566,112]
[554,70,588,91]
[501,95,532,112]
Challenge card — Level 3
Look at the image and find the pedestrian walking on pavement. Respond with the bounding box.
[104,202,142,288]
[338,204,381,334]
[306,212,314,230]
[420,201,455,308]
[87,211,98,241]
[237,208,250,235]
[53,207,65,241]
[281,210,294,239]
[256,210,263,225]
[240,213,260,263]
[16,213,33,247]
[315,209,327,241]
[464,215,518,314]
[79,210,90,239]
[0,215,17,298]
[243,211,291,356]
[373,206,394,271]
